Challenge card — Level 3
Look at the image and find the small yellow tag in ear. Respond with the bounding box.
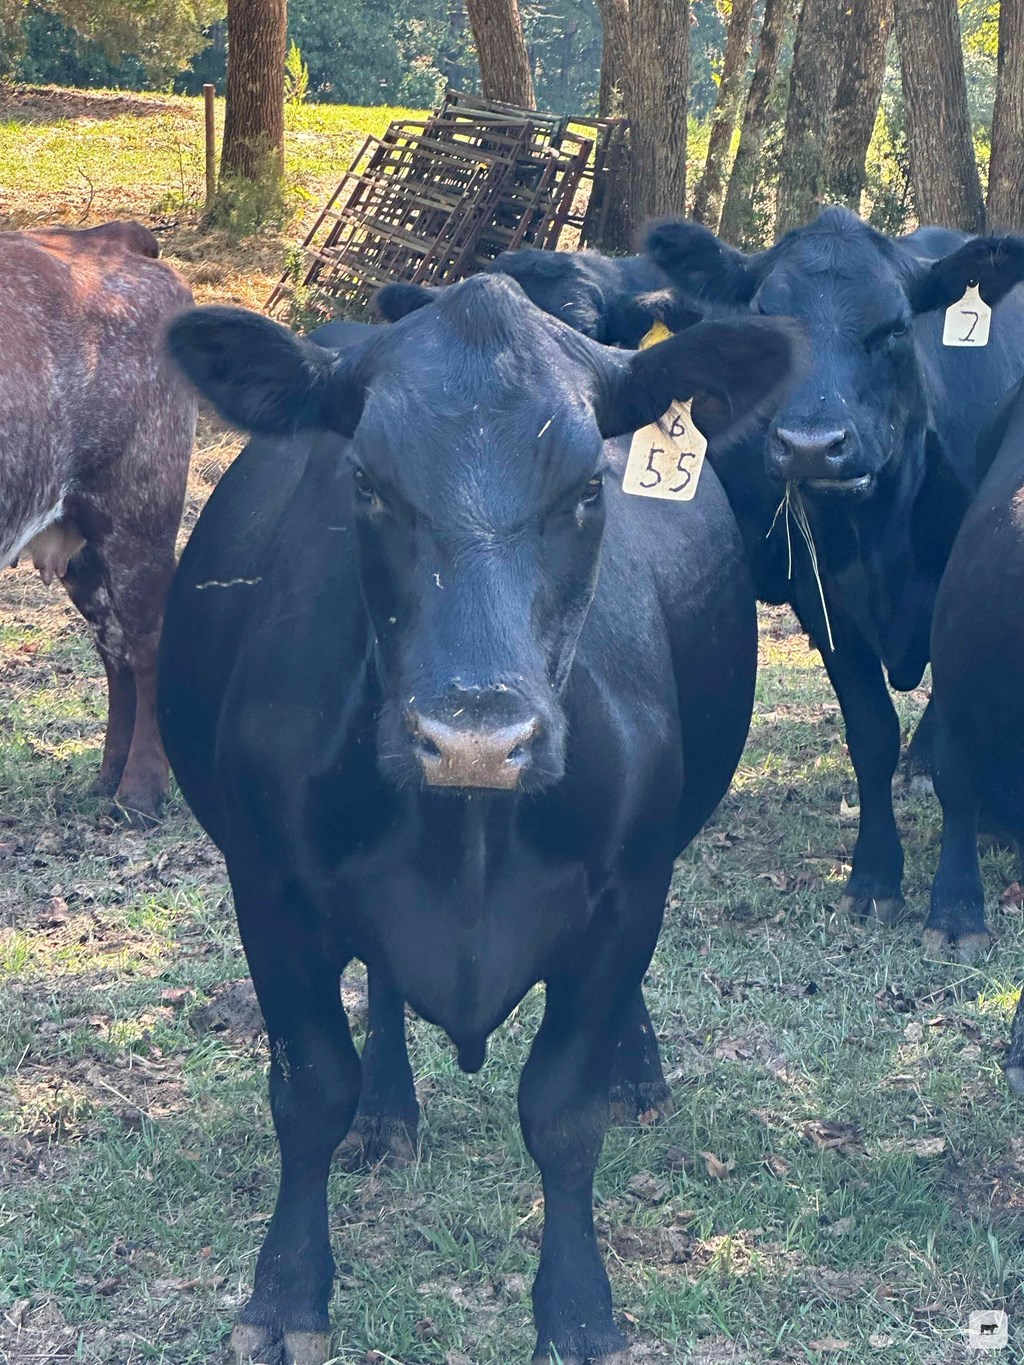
[638,320,673,350]
[623,400,708,501]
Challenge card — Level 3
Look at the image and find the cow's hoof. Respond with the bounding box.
[532,1352,631,1364]
[230,1323,272,1363]
[839,894,906,926]
[956,932,992,963]
[112,786,166,828]
[1004,1065,1024,1094]
[339,1112,417,1168]
[921,927,992,961]
[921,927,951,958]
[283,1332,332,1365]
[230,1325,332,1365]
[608,1078,673,1127]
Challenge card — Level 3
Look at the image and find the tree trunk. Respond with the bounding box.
[465,0,535,107]
[775,0,842,236]
[988,0,1024,230]
[596,0,630,116]
[824,0,892,209]
[692,0,757,229]
[893,0,984,230]
[624,0,689,227]
[719,0,796,247]
[219,0,287,187]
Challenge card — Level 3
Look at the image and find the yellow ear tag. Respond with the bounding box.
[625,322,708,502]
[638,319,673,350]
[943,283,991,347]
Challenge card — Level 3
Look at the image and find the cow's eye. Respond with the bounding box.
[868,319,910,351]
[352,467,378,502]
[580,475,604,506]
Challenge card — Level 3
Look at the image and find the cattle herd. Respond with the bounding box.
[4,208,1024,1364]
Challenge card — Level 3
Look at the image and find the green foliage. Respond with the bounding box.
[22,0,223,83]
[284,38,309,106]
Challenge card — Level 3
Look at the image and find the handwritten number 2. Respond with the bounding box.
[960,309,979,343]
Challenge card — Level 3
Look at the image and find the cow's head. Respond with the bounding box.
[647,209,1024,500]
[169,276,798,793]
[376,249,699,348]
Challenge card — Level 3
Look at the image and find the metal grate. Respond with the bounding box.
[267,92,629,325]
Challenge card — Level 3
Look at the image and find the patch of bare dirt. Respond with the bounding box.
[0,84,188,124]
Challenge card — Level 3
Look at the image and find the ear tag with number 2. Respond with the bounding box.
[943,283,991,348]
[623,319,708,502]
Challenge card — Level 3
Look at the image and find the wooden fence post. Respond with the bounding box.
[204,84,217,209]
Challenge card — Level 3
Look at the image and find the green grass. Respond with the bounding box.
[0,88,422,228]
[1,586,1021,1365]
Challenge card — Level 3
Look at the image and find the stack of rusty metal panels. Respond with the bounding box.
[266,91,628,325]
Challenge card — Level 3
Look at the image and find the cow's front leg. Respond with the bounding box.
[230,869,360,1365]
[340,964,419,1166]
[817,624,905,923]
[519,958,650,1364]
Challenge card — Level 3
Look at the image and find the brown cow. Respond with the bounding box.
[1,220,196,819]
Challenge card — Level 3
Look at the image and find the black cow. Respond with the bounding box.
[376,247,699,347]
[928,372,1024,977]
[160,275,798,1364]
[646,209,1024,949]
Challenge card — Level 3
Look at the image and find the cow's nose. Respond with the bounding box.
[769,427,852,479]
[407,712,540,789]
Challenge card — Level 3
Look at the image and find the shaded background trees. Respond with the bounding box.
[1,0,1020,242]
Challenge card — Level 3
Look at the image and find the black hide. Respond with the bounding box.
[159,275,799,1364]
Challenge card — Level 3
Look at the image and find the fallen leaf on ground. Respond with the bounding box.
[701,1151,735,1179]
[877,1135,946,1159]
[36,896,70,928]
[160,987,192,1007]
[802,1120,864,1156]
[5,1298,30,1328]
[808,1338,850,1353]
[627,1171,669,1202]
[714,1038,752,1061]
[1001,881,1024,908]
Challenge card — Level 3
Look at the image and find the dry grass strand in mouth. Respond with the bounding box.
[767,482,835,652]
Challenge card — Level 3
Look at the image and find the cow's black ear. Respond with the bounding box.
[908,235,1024,314]
[167,306,367,437]
[375,282,439,321]
[645,219,760,306]
[595,317,804,442]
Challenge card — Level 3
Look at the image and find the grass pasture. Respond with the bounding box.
[0,89,1022,1365]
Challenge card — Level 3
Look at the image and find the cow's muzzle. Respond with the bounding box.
[767,426,871,496]
[407,709,541,790]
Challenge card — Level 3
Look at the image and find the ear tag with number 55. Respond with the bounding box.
[623,400,708,501]
[943,283,991,347]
